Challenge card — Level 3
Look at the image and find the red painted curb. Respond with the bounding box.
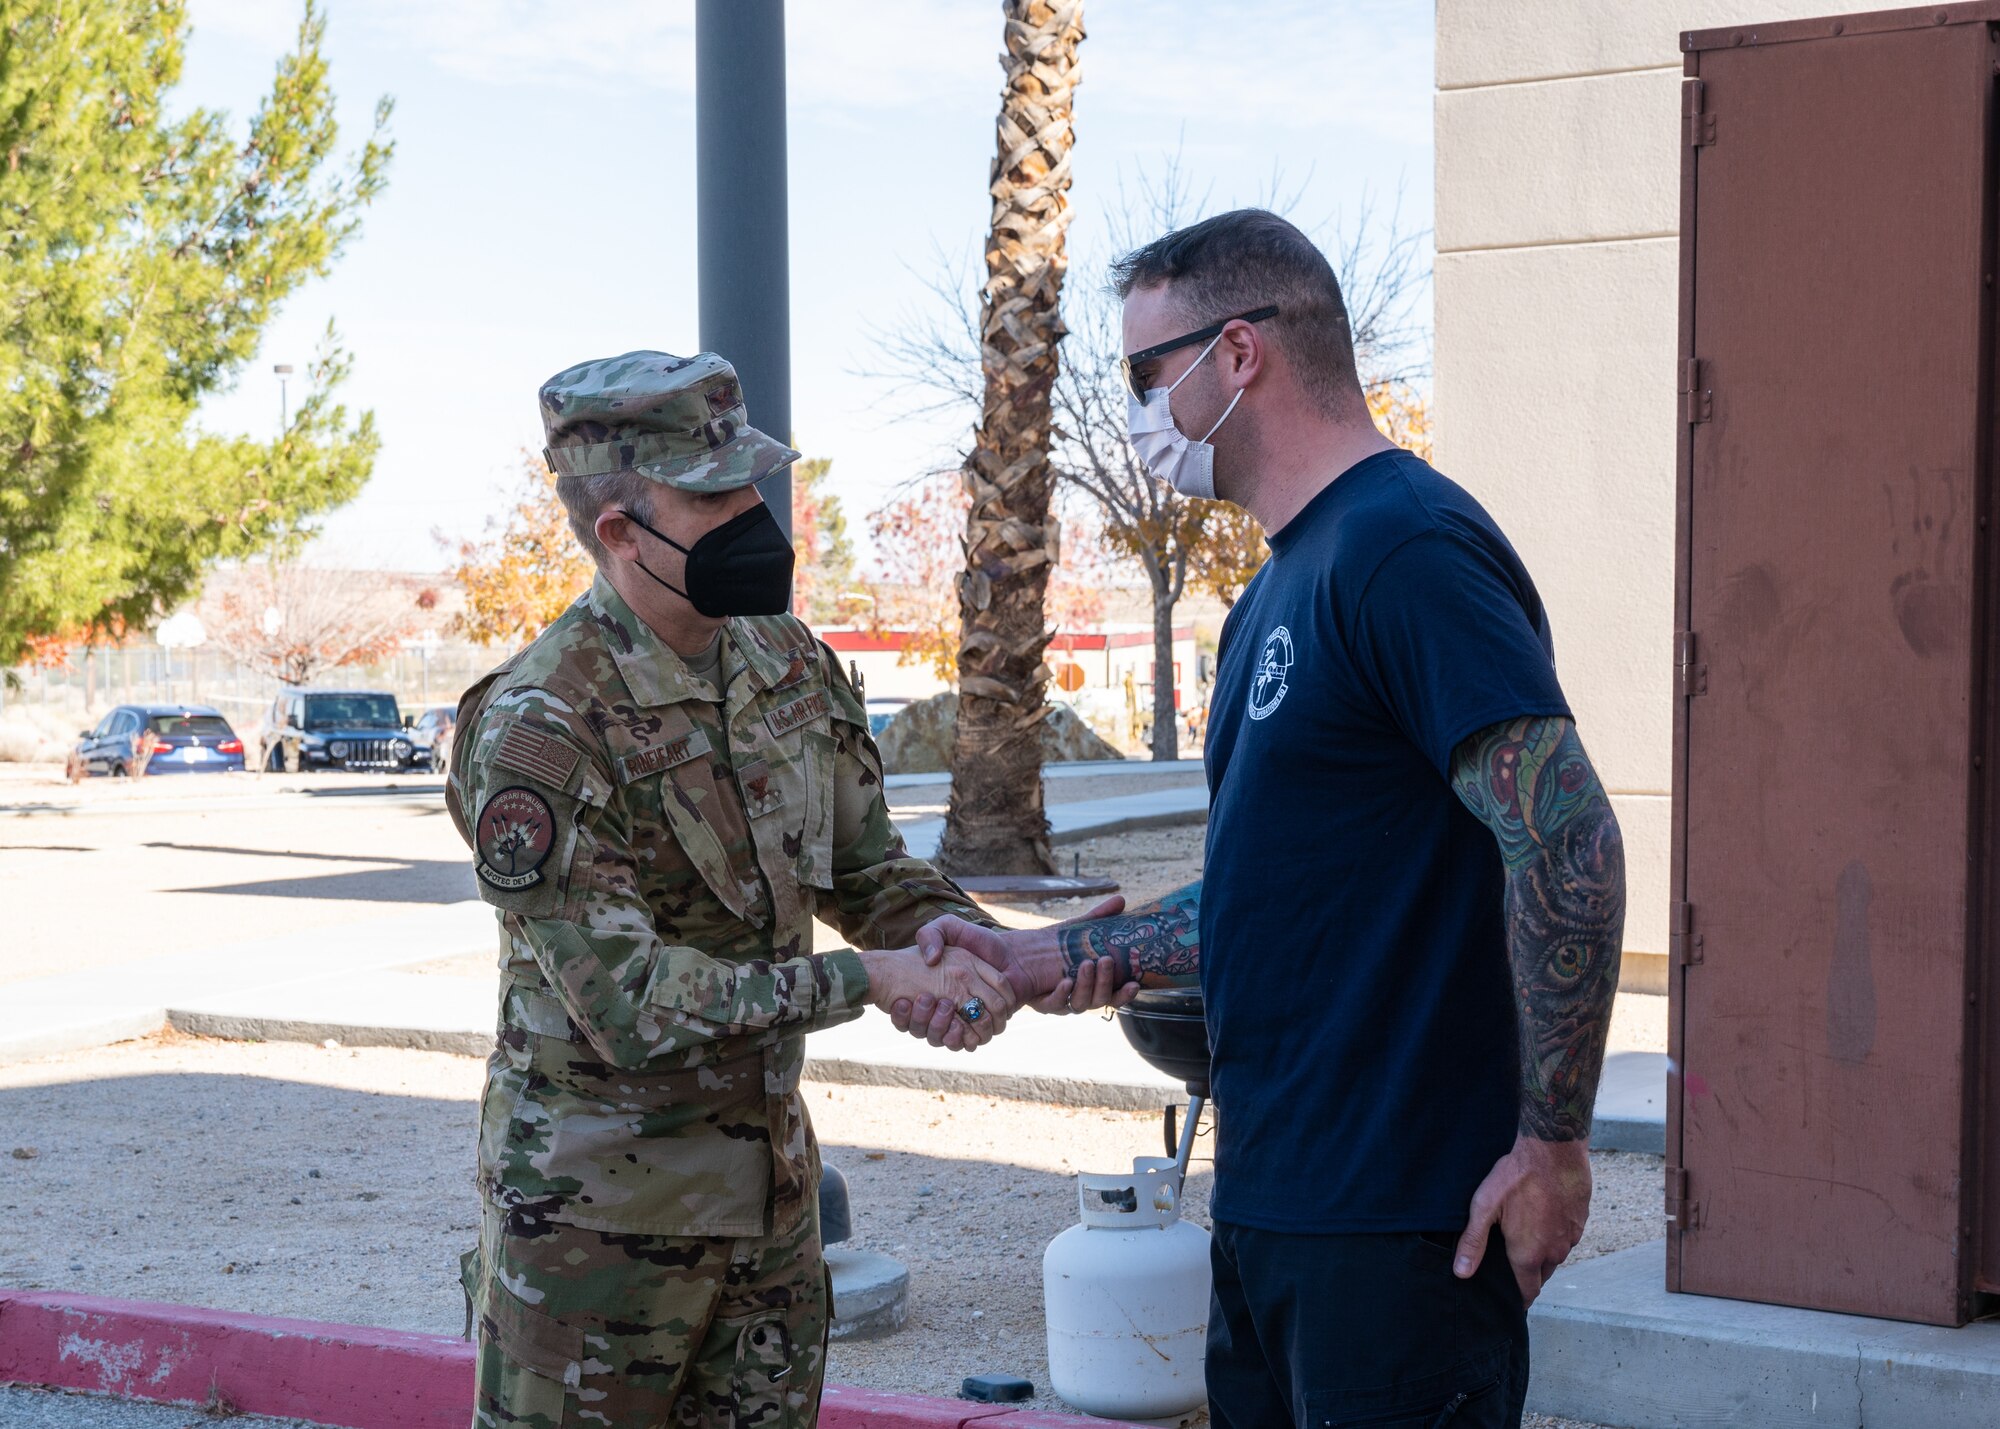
[0,1290,1132,1428]
[0,1290,471,1428]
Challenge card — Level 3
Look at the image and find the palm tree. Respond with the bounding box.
[936,0,1085,876]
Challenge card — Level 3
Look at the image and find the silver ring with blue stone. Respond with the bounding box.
[960,997,987,1025]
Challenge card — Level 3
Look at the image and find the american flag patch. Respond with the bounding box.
[494,724,582,790]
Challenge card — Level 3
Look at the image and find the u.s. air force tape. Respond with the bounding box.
[475,786,556,890]
[766,691,830,739]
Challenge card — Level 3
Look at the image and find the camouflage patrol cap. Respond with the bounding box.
[538,350,800,494]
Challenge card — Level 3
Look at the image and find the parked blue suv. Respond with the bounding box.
[72,705,247,776]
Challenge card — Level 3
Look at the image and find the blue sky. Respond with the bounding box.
[178,1,1434,571]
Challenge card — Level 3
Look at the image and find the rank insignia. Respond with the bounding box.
[476,786,556,890]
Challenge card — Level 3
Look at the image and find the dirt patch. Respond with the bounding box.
[2,1033,1658,1423]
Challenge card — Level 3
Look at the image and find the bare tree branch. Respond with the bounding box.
[874,153,1433,762]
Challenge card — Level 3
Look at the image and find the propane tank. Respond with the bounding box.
[1043,1155,1210,1423]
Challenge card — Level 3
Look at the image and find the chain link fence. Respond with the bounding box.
[0,641,504,762]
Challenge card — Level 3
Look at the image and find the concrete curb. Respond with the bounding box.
[0,1010,168,1064]
[0,1290,1122,1429]
[1049,805,1206,845]
[1590,1115,1666,1156]
[164,1010,494,1059]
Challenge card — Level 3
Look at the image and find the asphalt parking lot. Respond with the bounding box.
[0,773,470,988]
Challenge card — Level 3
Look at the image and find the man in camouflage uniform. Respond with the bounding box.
[447,350,1025,1427]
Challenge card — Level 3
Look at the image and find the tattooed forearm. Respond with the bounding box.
[1055,880,1202,988]
[1450,716,1626,1142]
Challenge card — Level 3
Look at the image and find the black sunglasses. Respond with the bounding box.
[1118,305,1279,401]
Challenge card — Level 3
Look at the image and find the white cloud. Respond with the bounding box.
[1088,0,1433,148]
[193,1,1428,142]
[290,0,993,110]
[186,0,301,50]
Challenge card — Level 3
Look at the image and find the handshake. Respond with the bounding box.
[854,897,1138,1052]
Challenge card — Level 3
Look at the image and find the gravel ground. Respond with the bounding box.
[1,1033,1660,1424]
[1029,822,1208,913]
[0,1385,322,1428]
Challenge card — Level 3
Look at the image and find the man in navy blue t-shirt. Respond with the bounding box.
[910,209,1627,1427]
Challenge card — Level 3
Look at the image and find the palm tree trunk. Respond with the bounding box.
[1149,576,1180,762]
[937,0,1085,876]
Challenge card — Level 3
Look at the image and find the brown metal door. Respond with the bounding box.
[1674,18,1994,1325]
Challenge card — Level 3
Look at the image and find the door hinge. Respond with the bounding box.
[1684,79,1716,147]
[1675,630,1708,698]
[1669,900,1703,966]
[1681,358,1713,423]
[1665,1165,1702,1231]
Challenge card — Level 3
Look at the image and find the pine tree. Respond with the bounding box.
[0,0,393,664]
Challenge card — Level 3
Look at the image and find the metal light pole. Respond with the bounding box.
[696,0,792,539]
[273,363,294,431]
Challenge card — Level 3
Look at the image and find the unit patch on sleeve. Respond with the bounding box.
[616,728,713,784]
[475,786,557,890]
[765,691,831,740]
[494,724,582,790]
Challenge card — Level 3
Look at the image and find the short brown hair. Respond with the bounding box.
[556,470,657,564]
[1110,208,1361,415]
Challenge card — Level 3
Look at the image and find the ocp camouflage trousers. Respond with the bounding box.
[463,1198,828,1428]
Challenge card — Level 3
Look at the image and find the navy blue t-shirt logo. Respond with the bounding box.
[1248,625,1293,721]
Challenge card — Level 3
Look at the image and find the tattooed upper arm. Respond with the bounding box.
[1449,716,1626,1141]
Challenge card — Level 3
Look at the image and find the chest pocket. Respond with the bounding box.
[729,695,837,943]
[606,711,760,925]
[794,728,836,890]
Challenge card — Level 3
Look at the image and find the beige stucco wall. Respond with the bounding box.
[1432,1,1881,954]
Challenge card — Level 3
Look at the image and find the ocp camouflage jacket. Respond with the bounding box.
[447,575,981,1239]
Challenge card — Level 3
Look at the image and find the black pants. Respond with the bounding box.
[1206,1221,1530,1429]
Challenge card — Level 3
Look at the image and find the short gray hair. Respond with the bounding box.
[1110,208,1360,416]
[556,470,658,563]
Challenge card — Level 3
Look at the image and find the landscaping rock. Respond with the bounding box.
[875,692,1123,775]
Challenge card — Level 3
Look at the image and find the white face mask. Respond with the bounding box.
[1125,332,1244,501]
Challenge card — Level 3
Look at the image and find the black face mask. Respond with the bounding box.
[621,501,796,618]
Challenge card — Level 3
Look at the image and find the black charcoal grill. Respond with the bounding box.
[1116,987,1210,1185]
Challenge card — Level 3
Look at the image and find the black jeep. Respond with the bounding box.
[260,688,433,774]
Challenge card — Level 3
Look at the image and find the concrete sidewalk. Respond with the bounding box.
[898,784,1208,861]
[882,758,1205,788]
[0,773,1665,1148]
[1529,1240,2000,1429]
[0,776,449,819]
[0,899,1668,1144]
[0,785,1204,1065]
[0,901,496,1064]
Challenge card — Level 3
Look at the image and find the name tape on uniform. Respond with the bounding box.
[765,691,831,740]
[617,728,713,784]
